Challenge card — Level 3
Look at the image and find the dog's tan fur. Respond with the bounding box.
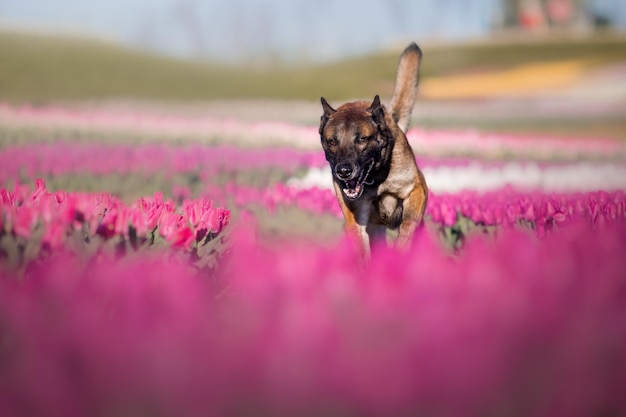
[319,43,427,259]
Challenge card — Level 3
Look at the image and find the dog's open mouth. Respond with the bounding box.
[341,159,375,200]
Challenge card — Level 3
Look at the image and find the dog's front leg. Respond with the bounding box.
[333,183,371,259]
[395,184,428,250]
[344,212,371,260]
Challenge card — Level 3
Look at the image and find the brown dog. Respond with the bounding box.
[319,42,428,259]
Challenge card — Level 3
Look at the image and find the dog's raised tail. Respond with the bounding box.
[389,42,422,133]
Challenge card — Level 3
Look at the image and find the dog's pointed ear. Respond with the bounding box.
[320,97,337,116]
[319,97,336,136]
[366,95,385,126]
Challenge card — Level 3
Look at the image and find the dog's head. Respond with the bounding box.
[319,95,391,200]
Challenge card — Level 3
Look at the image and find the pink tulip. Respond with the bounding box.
[426,200,442,224]
[168,225,195,248]
[440,201,458,227]
[32,177,46,199]
[0,188,12,205]
[42,221,67,250]
[13,206,36,238]
[144,205,163,231]
[206,207,229,234]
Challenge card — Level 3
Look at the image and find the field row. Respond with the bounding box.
[2,176,624,269]
[3,140,626,193]
[2,103,625,158]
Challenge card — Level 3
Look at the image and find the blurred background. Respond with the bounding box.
[2,0,625,63]
[0,0,625,139]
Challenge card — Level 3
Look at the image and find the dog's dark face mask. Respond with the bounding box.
[319,95,390,200]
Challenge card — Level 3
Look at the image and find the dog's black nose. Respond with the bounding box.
[336,164,353,179]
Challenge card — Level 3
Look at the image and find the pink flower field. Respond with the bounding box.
[1,103,626,417]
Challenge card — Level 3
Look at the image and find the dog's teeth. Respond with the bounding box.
[342,184,363,200]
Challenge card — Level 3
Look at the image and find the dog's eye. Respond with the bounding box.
[356,135,371,145]
[327,137,338,147]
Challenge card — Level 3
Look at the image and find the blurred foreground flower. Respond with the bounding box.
[0,221,624,417]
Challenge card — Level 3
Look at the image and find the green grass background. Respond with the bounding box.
[2,30,626,102]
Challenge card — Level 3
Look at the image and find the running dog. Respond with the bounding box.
[319,42,428,259]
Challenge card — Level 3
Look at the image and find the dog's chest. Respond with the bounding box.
[376,171,415,201]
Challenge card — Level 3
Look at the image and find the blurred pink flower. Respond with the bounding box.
[13,205,36,238]
[206,207,229,234]
[439,200,458,227]
[0,200,625,416]
[42,221,67,249]
[168,226,195,248]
